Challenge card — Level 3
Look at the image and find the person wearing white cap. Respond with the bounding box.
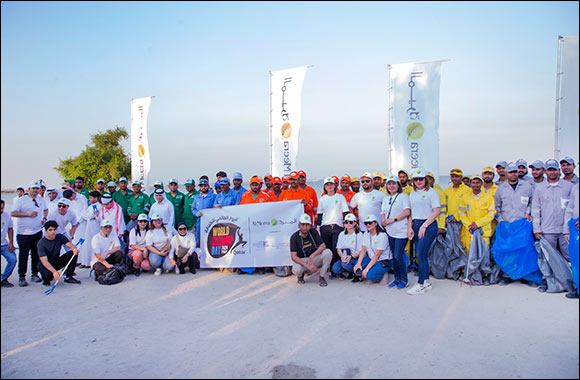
[76,191,102,268]
[317,177,349,266]
[528,160,545,187]
[350,172,386,232]
[290,213,332,286]
[166,178,185,229]
[531,159,574,293]
[560,157,579,184]
[149,188,176,235]
[91,219,123,277]
[495,161,508,186]
[407,168,440,295]
[351,214,392,284]
[516,159,532,182]
[11,180,49,286]
[95,179,106,194]
[331,213,362,279]
[106,181,117,196]
[381,174,411,288]
[46,198,79,242]
[231,172,247,205]
[128,214,152,274]
[146,213,175,276]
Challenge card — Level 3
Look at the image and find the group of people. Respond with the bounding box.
[1,157,578,299]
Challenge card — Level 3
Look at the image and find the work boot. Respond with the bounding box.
[565,291,579,299]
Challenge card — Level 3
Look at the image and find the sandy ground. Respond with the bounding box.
[1,263,578,379]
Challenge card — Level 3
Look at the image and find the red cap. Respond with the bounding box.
[298,170,307,177]
[332,176,339,184]
[272,177,282,184]
[289,171,299,179]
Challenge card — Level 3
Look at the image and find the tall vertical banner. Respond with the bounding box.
[555,36,579,161]
[270,66,308,177]
[388,61,444,179]
[131,97,152,190]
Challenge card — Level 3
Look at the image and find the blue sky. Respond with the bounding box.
[1,1,578,190]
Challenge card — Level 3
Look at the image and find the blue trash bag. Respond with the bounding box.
[491,218,542,284]
[568,218,579,295]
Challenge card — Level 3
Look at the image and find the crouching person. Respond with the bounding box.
[170,222,198,274]
[38,220,81,286]
[290,213,332,287]
[91,219,125,277]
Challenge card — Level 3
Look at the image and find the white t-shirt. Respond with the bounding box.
[362,231,391,261]
[381,193,410,239]
[91,232,121,266]
[1,211,14,246]
[336,231,362,255]
[409,188,441,220]
[11,195,47,235]
[47,199,60,214]
[129,228,148,248]
[145,228,172,250]
[47,209,78,239]
[170,233,197,259]
[350,190,386,232]
[318,193,349,227]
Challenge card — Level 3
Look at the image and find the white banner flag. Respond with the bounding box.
[270,66,308,177]
[555,36,579,161]
[200,200,303,268]
[131,97,152,190]
[388,61,444,179]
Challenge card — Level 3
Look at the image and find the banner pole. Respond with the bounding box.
[269,71,273,175]
[554,36,563,159]
[387,64,392,175]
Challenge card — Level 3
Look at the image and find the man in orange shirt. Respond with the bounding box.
[268,177,283,201]
[297,170,318,222]
[337,175,356,207]
[280,172,309,214]
[281,176,289,191]
[240,177,271,204]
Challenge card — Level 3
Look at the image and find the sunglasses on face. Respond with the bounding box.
[361,179,371,183]
[413,178,425,181]
[364,221,375,226]
[178,227,187,231]
[58,204,67,209]
[138,220,148,223]
[344,220,355,224]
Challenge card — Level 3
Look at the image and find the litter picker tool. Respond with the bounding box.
[44,238,85,295]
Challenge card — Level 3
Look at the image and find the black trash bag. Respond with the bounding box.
[445,222,467,280]
[535,237,575,293]
[97,264,129,285]
[465,229,500,285]
[428,235,450,279]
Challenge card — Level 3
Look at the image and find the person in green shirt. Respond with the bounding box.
[182,178,199,231]
[127,181,151,231]
[149,181,164,204]
[112,177,133,225]
[74,176,90,205]
[106,181,117,196]
[166,178,185,229]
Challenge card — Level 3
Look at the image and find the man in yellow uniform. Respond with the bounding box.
[398,170,413,195]
[458,175,496,250]
[481,166,499,237]
[444,168,471,249]
[426,172,447,234]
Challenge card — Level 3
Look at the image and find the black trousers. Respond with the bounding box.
[320,224,342,265]
[176,253,198,274]
[17,231,43,278]
[38,251,77,281]
[92,250,125,277]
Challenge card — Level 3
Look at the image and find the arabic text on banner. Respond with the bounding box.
[131,97,152,190]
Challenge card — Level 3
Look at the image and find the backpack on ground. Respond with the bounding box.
[97,264,129,285]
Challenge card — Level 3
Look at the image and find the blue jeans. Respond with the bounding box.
[149,253,175,271]
[342,255,389,282]
[1,244,17,281]
[412,219,437,285]
[388,235,408,284]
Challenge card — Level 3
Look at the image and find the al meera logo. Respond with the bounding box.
[406,122,424,140]
[281,123,292,138]
[271,219,278,226]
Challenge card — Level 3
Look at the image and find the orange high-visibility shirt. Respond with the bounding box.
[240,190,271,204]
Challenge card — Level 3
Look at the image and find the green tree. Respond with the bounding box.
[55,126,131,190]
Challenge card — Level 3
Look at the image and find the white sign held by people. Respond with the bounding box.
[200,200,303,268]
[388,61,445,179]
[131,97,152,190]
[270,66,309,177]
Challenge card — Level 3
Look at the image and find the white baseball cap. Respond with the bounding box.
[364,214,378,223]
[344,213,357,222]
[137,213,149,221]
[324,177,335,185]
[386,174,398,183]
[100,219,113,227]
[411,168,426,178]
[299,214,312,225]
[57,198,70,206]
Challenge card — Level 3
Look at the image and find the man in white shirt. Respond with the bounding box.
[47,198,79,241]
[91,219,124,277]
[1,199,17,287]
[349,172,386,232]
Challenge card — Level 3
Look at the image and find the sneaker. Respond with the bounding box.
[351,276,361,283]
[388,280,400,288]
[42,280,51,287]
[30,274,42,283]
[423,281,433,291]
[64,277,81,285]
[538,282,548,293]
[18,278,28,287]
[565,291,579,299]
[1,279,14,288]
[406,283,427,295]
[297,273,305,284]
[134,268,141,277]
[319,276,328,287]
[154,268,162,276]
[397,281,409,289]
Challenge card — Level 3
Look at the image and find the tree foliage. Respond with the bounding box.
[55,127,131,190]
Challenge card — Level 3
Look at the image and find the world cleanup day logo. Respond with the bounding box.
[206,219,247,258]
